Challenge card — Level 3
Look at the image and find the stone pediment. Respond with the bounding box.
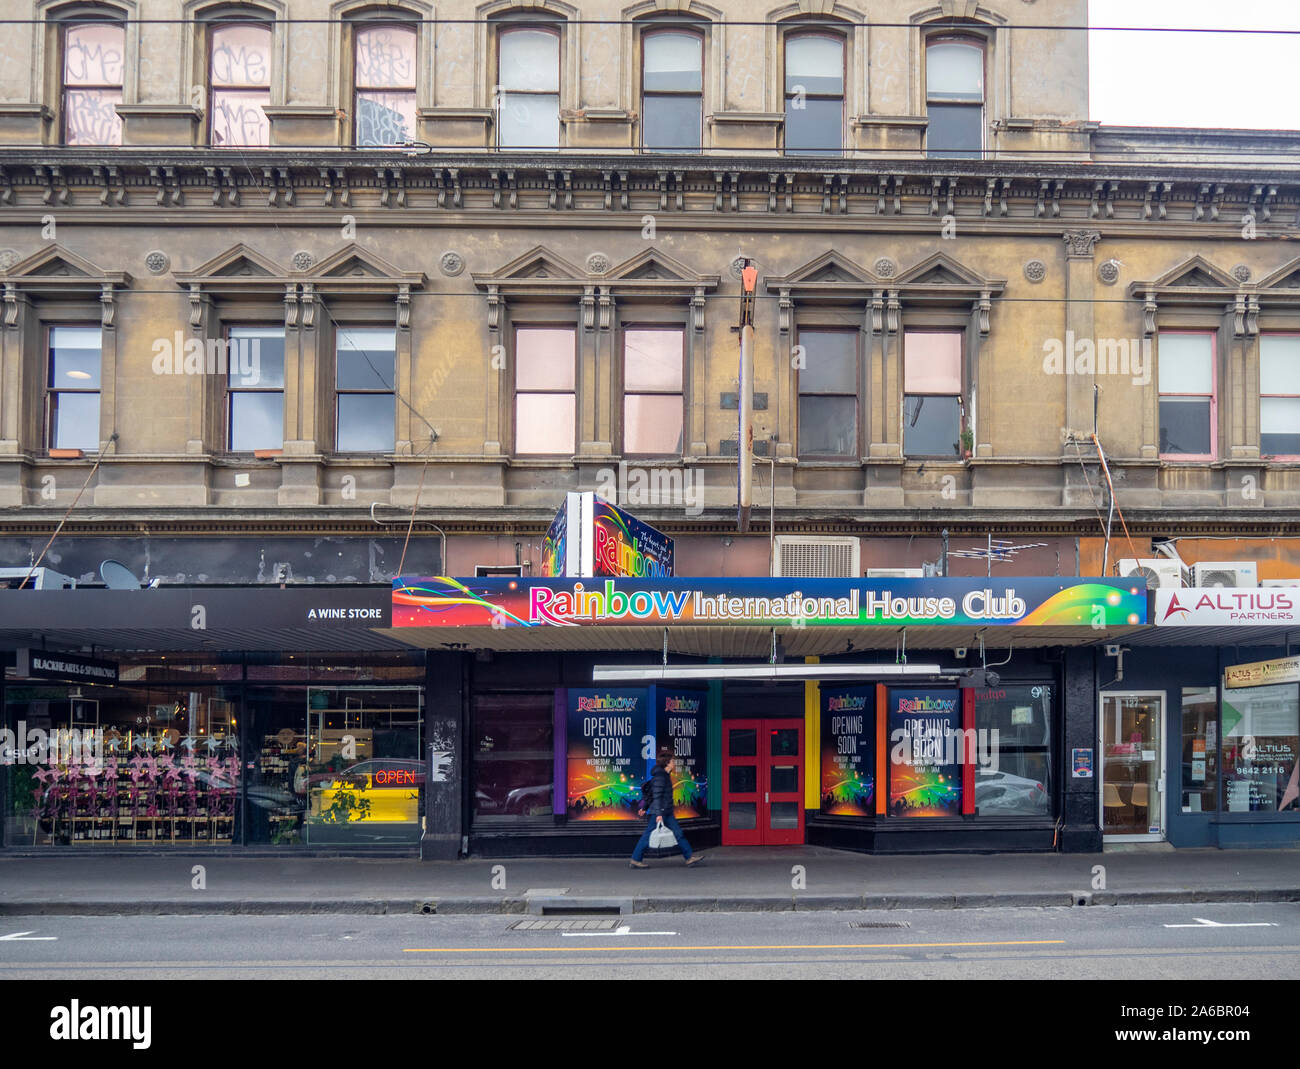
[310,243,422,282]
[177,244,287,280]
[893,252,990,289]
[1144,255,1238,291]
[603,248,708,284]
[765,250,875,290]
[476,245,587,284]
[1258,256,1300,291]
[2,244,126,284]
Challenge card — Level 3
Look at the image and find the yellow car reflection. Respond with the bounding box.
[310,760,423,823]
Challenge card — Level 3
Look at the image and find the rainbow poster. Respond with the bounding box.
[820,685,875,816]
[592,499,674,578]
[888,688,962,817]
[393,576,1147,629]
[653,687,708,818]
[565,688,645,821]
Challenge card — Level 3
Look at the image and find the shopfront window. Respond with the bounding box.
[1181,686,1218,814]
[4,681,239,847]
[973,684,1052,817]
[244,684,423,845]
[1222,682,1299,813]
[472,693,553,821]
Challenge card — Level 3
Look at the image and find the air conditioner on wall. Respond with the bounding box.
[1116,558,1187,590]
[1192,562,1258,588]
[774,536,860,578]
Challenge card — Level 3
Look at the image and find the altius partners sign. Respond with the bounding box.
[1156,588,1300,626]
[393,577,1145,628]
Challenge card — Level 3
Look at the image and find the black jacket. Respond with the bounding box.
[646,766,674,817]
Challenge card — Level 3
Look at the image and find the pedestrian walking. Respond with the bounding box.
[630,748,703,867]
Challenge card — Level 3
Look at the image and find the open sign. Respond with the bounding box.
[373,768,420,787]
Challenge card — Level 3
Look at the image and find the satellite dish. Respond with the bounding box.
[100,559,142,589]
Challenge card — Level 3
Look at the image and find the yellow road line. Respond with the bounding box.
[402,939,1067,954]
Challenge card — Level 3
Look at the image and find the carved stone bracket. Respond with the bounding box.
[436,168,462,210]
[1090,180,1118,218]
[205,166,237,206]
[187,283,205,328]
[1143,181,1171,220]
[99,283,115,329]
[284,283,299,329]
[493,168,517,210]
[598,286,614,331]
[1233,292,1260,337]
[262,167,293,208]
[94,165,126,206]
[0,166,12,205]
[321,167,349,207]
[691,286,706,332]
[977,289,991,338]
[1141,288,1157,338]
[3,283,20,328]
[886,290,900,335]
[777,286,792,334]
[1037,178,1063,217]
[35,165,69,206]
[870,291,883,335]
[150,166,182,206]
[1062,229,1101,259]
[486,284,501,334]
[396,284,411,330]
[300,283,316,329]
[581,285,595,331]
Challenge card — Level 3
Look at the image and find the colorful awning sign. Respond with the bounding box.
[392,576,1146,628]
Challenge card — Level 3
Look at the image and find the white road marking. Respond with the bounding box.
[560,926,678,938]
[1163,917,1278,928]
[0,931,57,941]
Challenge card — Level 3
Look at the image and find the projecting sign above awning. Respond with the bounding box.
[393,576,1146,628]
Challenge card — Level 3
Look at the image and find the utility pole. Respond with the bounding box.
[738,259,757,534]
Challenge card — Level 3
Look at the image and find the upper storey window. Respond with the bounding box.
[62,20,125,145]
[497,27,560,149]
[926,37,984,159]
[642,30,702,152]
[354,23,418,147]
[784,33,843,156]
[209,22,272,146]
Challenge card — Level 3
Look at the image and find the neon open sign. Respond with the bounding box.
[373,768,420,787]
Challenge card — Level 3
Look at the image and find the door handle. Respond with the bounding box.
[765,792,769,803]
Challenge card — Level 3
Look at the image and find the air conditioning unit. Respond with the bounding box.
[866,568,924,579]
[474,564,523,578]
[0,567,77,590]
[1192,562,1258,588]
[774,536,860,578]
[1116,558,1186,590]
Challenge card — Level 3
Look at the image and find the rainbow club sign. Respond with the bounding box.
[393,576,1147,628]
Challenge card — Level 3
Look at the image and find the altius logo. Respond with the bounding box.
[50,1000,151,1049]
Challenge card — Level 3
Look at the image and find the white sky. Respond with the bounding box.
[1089,0,1300,130]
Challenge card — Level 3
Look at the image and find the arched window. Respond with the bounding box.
[354,22,418,146]
[641,29,702,152]
[926,36,984,159]
[61,18,125,145]
[783,32,844,156]
[497,26,560,149]
[209,20,272,146]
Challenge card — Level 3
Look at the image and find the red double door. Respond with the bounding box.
[721,719,805,845]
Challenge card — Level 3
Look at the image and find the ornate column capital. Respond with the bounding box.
[1062,229,1102,259]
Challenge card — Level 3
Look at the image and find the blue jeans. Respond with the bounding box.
[631,811,692,862]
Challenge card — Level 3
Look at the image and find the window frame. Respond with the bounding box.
[639,26,704,154]
[782,29,846,158]
[924,33,986,161]
[495,22,562,151]
[620,323,687,458]
[351,19,419,148]
[206,18,273,148]
[1259,332,1300,461]
[333,323,398,455]
[902,328,966,460]
[59,16,126,146]
[1156,329,1218,463]
[45,322,103,453]
[794,325,860,461]
[512,323,577,457]
[224,322,286,454]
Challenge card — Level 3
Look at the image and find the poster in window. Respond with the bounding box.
[820,685,875,816]
[565,688,646,821]
[888,688,962,817]
[1222,683,1299,813]
[653,687,707,818]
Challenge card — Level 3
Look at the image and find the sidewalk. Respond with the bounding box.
[2,847,1299,915]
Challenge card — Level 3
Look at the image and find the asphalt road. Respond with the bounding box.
[1,903,1298,980]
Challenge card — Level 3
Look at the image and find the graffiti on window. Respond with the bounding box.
[212,93,270,146]
[356,27,416,89]
[356,93,413,146]
[64,89,123,146]
[211,38,270,87]
[64,26,124,85]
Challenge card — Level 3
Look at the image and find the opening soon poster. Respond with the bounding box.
[820,685,876,815]
[566,689,644,821]
[888,688,962,817]
[655,688,708,818]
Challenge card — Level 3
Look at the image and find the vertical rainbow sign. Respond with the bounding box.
[538,493,674,578]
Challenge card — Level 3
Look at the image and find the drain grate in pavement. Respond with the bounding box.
[510,918,620,932]
[848,921,911,929]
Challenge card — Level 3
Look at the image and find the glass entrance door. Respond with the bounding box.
[722,719,804,845]
[1101,692,1165,840]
